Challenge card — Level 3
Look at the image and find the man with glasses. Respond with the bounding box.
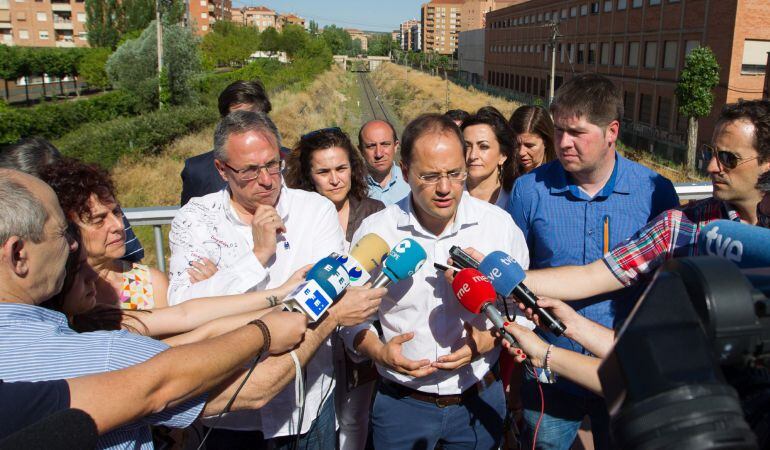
[347,113,530,449]
[358,119,411,205]
[505,73,680,450]
[167,111,386,450]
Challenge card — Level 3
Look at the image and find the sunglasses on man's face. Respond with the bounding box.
[700,144,759,171]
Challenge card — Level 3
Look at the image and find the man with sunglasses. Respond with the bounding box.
[522,99,770,308]
[348,113,530,449]
[167,110,386,450]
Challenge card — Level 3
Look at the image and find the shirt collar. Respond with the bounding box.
[395,191,478,237]
[550,152,627,199]
[0,303,69,327]
[367,164,402,190]
[224,183,290,225]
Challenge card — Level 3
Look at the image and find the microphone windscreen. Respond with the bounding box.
[381,238,427,283]
[698,220,770,269]
[350,233,390,273]
[0,408,98,450]
[451,268,497,314]
[306,256,350,298]
[479,251,526,297]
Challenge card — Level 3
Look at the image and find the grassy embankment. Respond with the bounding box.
[372,62,698,183]
[113,66,360,267]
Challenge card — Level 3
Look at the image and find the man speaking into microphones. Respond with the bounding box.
[347,114,530,450]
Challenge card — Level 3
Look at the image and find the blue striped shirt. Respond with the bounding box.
[506,153,679,395]
[0,303,206,449]
[366,164,410,206]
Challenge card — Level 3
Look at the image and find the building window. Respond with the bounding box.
[632,0,642,7]
[604,1,613,12]
[639,94,653,124]
[628,42,639,67]
[19,29,29,39]
[618,0,627,9]
[591,2,600,14]
[644,41,657,68]
[570,6,577,17]
[588,43,596,64]
[39,30,48,39]
[577,43,585,63]
[36,11,47,21]
[613,42,623,65]
[77,12,86,22]
[600,42,610,64]
[624,91,636,118]
[561,8,568,18]
[741,39,770,74]
[662,41,677,69]
[201,12,207,18]
[78,31,87,40]
[650,0,661,4]
[559,43,565,62]
[685,40,699,56]
[657,96,672,129]
[201,25,208,31]
[580,4,588,15]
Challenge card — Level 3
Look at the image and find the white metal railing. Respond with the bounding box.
[125,183,714,271]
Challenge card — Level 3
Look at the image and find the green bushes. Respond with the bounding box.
[0,90,149,144]
[55,104,217,167]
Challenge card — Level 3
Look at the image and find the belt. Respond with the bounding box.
[382,371,498,408]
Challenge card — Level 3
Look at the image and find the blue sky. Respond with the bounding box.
[232,0,422,32]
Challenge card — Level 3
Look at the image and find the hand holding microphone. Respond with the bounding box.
[259,309,309,354]
[282,256,350,322]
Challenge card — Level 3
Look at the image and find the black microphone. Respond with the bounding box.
[0,408,99,450]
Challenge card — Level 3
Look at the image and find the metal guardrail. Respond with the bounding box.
[125,183,713,271]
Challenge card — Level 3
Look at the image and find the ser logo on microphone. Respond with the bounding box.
[703,226,744,263]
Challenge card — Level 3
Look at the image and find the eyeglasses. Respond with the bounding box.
[700,144,759,171]
[416,170,468,184]
[223,159,285,181]
[301,127,343,141]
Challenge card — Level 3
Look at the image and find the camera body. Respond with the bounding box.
[599,256,770,450]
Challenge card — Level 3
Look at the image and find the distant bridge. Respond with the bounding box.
[333,55,390,72]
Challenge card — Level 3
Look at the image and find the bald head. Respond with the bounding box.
[0,169,56,245]
[358,120,400,181]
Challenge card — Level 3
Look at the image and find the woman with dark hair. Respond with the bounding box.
[285,127,385,245]
[509,105,557,174]
[461,107,517,208]
[285,127,384,450]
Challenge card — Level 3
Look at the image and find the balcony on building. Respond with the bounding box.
[53,12,73,29]
[55,29,74,46]
[51,0,72,11]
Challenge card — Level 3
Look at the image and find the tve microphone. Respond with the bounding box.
[479,251,566,336]
[698,220,770,269]
[332,233,391,286]
[283,256,350,322]
[372,238,428,288]
[0,408,98,450]
[451,268,519,349]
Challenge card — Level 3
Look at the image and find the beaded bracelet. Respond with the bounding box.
[544,344,555,383]
[248,319,271,356]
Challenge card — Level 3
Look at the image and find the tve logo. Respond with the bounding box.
[702,226,744,263]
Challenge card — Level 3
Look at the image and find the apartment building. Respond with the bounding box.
[410,22,422,51]
[188,0,232,35]
[347,28,368,52]
[458,28,486,84]
[485,0,770,161]
[0,0,88,47]
[400,19,420,51]
[421,0,519,55]
[231,6,277,31]
[278,13,305,29]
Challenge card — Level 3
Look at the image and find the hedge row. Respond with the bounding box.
[0,90,151,145]
[55,104,218,168]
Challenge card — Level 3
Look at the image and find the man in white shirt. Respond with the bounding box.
[349,114,530,449]
[167,110,385,450]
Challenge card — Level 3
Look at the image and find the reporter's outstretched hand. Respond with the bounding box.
[501,322,548,368]
[328,285,386,327]
[443,247,486,285]
[259,309,308,354]
[276,265,312,298]
[517,297,581,339]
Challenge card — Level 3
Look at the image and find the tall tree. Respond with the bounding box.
[85,0,124,48]
[280,24,309,57]
[676,46,720,173]
[260,27,281,54]
[0,45,22,101]
[320,25,352,56]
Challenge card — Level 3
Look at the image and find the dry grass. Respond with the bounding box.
[371,62,521,123]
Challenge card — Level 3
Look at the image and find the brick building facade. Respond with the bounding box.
[485,0,770,162]
[0,0,88,47]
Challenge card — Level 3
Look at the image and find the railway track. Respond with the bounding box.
[358,72,391,123]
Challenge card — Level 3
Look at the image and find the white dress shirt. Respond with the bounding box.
[348,191,530,395]
[167,185,345,437]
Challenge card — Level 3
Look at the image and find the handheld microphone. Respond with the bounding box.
[372,238,428,288]
[451,268,520,349]
[698,220,770,269]
[283,256,350,322]
[0,408,98,450]
[332,233,391,286]
[479,251,566,336]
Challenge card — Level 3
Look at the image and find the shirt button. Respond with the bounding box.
[588,230,593,235]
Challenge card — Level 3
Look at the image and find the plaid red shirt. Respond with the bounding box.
[603,197,741,286]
